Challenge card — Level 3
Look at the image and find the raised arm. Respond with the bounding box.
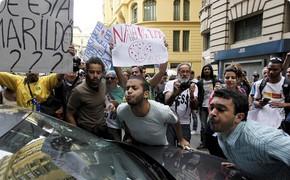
[164,80,181,106]
[114,67,127,89]
[148,62,167,87]
[282,52,290,76]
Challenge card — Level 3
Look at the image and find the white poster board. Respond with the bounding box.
[83,22,112,70]
[0,0,73,73]
[111,24,168,67]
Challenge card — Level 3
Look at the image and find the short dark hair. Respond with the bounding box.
[128,76,150,91]
[213,88,248,121]
[131,66,143,74]
[86,57,105,72]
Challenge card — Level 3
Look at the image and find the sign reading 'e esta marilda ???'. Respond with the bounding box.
[0,0,74,73]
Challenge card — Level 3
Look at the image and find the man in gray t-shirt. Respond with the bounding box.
[117,76,190,148]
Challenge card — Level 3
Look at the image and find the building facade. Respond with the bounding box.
[73,26,90,58]
[200,0,290,79]
[104,0,203,75]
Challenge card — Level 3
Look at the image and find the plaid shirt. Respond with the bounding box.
[218,120,290,179]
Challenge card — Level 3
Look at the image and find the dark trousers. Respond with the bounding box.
[199,107,209,145]
[191,112,198,131]
[107,127,122,141]
[167,124,191,146]
[79,124,110,139]
[280,120,290,135]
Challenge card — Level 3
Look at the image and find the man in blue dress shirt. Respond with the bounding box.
[209,88,290,179]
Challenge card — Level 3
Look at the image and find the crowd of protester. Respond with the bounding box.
[0,48,290,178]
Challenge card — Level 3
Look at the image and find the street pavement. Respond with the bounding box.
[190,133,201,148]
[190,132,209,153]
[190,114,209,153]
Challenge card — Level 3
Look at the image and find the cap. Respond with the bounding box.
[106,70,116,77]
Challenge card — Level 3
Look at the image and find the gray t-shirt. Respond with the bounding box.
[67,79,106,130]
[117,100,178,145]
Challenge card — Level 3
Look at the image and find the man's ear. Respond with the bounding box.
[234,113,245,123]
[144,91,149,99]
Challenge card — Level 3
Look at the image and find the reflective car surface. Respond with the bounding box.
[0,105,245,180]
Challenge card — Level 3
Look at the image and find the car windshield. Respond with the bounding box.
[0,108,163,179]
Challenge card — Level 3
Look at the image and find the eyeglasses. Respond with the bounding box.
[270,57,283,63]
[106,77,116,80]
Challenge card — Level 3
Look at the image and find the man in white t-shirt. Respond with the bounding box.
[164,63,198,145]
[117,76,190,148]
[253,57,290,128]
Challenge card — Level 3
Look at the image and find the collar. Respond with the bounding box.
[220,122,246,146]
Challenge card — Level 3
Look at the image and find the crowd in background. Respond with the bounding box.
[0,50,290,178]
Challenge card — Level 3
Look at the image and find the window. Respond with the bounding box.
[170,63,180,69]
[131,3,138,23]
[144,0,156,21]
[286,2,290,32]
[183,31,190,51]
[203,32,210,50]
[234,14,262,42]
[183,0,190,21]
[173,0,180,20]
[173,31,180,52]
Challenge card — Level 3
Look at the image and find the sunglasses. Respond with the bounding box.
[106,77,116,80]
[270,57,283,63]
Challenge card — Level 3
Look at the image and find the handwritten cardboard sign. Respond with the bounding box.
[0,0,73,73]
[83,22,112,70]
[111,24,168,67]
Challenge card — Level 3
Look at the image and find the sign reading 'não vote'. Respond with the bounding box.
[112,24,168,67]
[0,0,73,73]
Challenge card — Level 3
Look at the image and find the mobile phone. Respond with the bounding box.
[262,98,270,103]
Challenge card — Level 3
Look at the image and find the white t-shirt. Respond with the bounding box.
[202,80,214,107]
[254,77,285,126]
[117,100,178,145]
[163,80,198,125]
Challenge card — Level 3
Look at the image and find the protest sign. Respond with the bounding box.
[0,0,73,73]
[111,24,168,67]
[84,22,112,70]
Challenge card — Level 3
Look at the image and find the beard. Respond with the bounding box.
[126,95,144,106]
[177,74,190,84]
[86,77,102,91]
[208,117,218,132]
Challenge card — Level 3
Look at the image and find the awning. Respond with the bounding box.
[214,39,290,61]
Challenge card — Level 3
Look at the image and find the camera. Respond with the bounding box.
[180,81,193,91]
[73,56,81,72]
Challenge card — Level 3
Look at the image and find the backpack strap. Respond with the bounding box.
[258,78,268,99]
[283,78,290,103]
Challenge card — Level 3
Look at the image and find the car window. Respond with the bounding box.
[0,117,49,153]
[0,108,29,137]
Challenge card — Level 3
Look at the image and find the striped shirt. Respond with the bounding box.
[218,120,290,180]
